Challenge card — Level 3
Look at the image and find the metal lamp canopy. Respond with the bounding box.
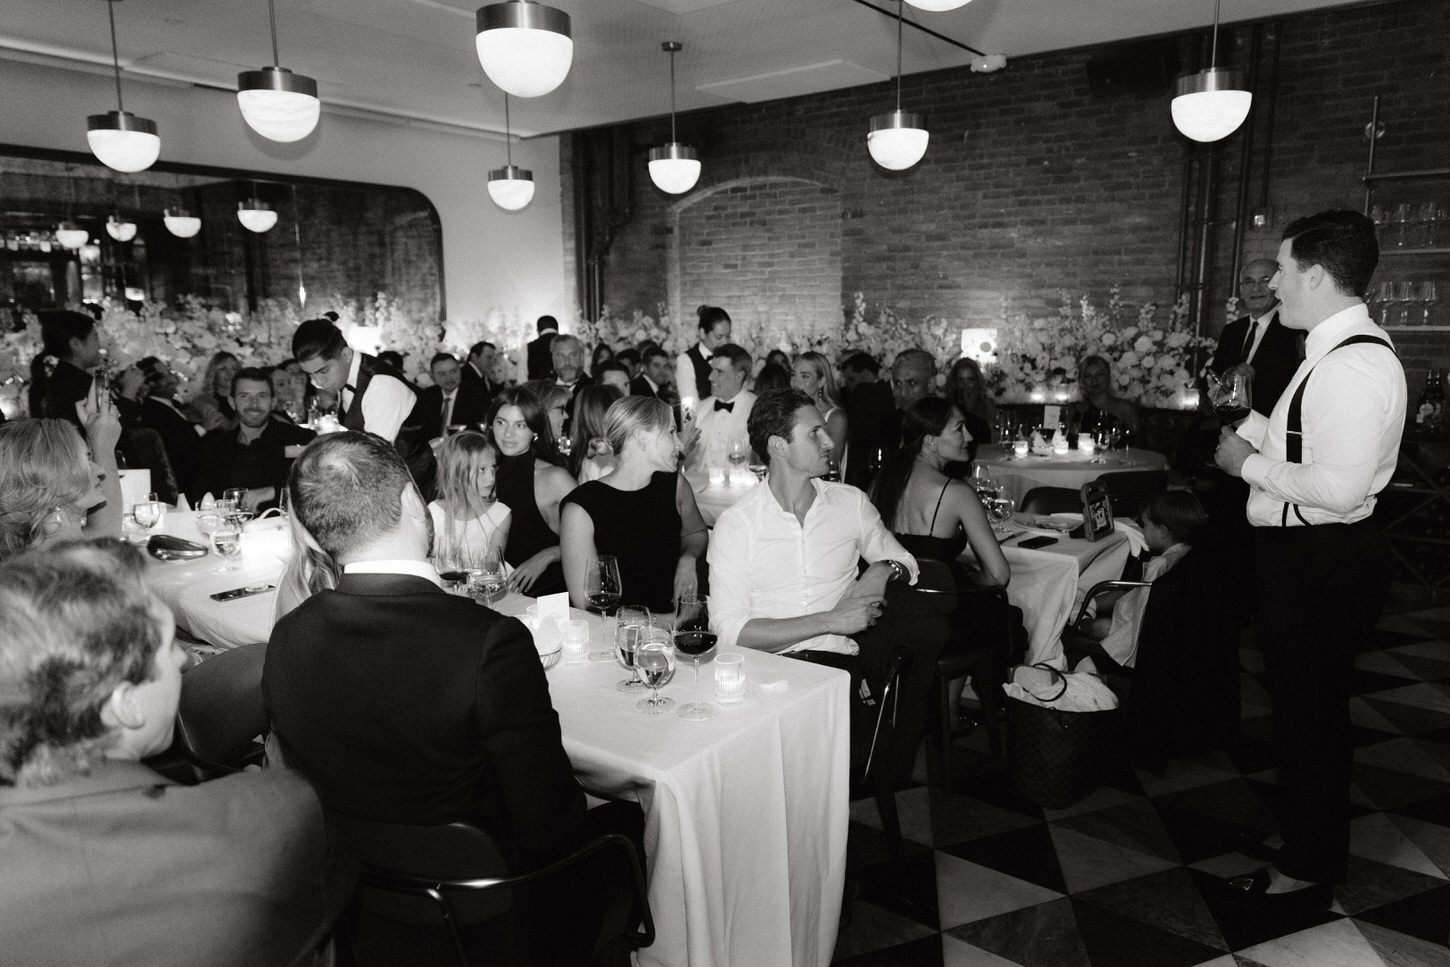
[475,1,574,98]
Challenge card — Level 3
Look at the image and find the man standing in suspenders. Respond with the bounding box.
[1214,210,1407,909]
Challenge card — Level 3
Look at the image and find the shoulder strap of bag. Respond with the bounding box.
[1280,334,1395,526]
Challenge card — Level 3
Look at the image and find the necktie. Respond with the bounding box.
[441,392,453,429]
[1241,321,1258,361]
[714,399,734,413]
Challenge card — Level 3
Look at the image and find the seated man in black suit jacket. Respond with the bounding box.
[263,432,644,963]
[418,352,490,440]
[138,356,203,500]
[629,344,677,402]
[193,367,314,508]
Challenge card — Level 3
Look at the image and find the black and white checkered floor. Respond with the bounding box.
[836,600,1450,966]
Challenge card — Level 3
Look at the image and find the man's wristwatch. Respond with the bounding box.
[883,559,906,583]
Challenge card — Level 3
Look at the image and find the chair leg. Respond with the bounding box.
[979,680,1003,759]
[873,770,903,860]
[938,673,954,791]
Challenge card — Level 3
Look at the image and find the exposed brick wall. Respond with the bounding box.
[572,0,1450,391]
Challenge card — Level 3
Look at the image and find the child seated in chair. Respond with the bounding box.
[1082,491,1207,668]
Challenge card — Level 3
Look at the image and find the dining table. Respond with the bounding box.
[972,446,1169,506]
[145,510,851,967]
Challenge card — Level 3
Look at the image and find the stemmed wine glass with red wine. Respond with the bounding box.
[1207,369,1252,426]
[673,593,717,720]
[585,555,623,661]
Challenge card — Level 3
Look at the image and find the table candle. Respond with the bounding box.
[1013,440,1029,457]
[709,467,726,486]
[1052,433,1070,454]
[1078,433,1096,455]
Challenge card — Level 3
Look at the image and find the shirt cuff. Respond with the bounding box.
[1240,452,1271,489]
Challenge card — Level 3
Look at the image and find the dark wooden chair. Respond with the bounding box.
[1019,486,1082,515]
[1094,469,1167,519]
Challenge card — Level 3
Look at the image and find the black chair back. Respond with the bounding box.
[1094,470,1168,518]
[1020,486,1082,515]
[175,641,268,776]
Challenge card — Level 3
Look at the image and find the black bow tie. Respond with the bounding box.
[714,399,734,413]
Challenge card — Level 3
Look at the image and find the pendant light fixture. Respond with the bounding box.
[475,0,573,99]
[106,213,137,243]
[87,0,160,173]
[56,167,90,250]
[163,208,202,238]
[487,93,535,211]
[1171,0,1251,143]
[904,0,972,10]
[237,0,321,142]
[867,1,928,171]
[238,198,278,233]
[647,42,701,195]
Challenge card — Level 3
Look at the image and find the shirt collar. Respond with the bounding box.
[346,351,363,386]
[1304,303,1373,358]
[1251,305,1279,325]
[342,559,442,587]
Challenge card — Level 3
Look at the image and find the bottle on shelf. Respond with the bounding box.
[1414,369,1444,433]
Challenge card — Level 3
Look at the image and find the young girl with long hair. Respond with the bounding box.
[428,431,512,568]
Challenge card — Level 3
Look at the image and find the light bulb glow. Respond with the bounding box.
[163,210,202,238]
[475,3,573,98]
[55,224,90,250]
[105,216,137,243]
[648,143,701,194]
[487,165,536,211]
[904,0,973,9]
[867,112,929,170]
[237,201,278,233]
[86,111,160,173]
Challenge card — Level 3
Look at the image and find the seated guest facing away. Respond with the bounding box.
[263,433,641,961]
[561,396,709,615]
[839,351,896,490]
[487,387,575,597]
[192,367,315,509]
[709,389,949,781]
[568,384,624,483]
[429,430,511,567]
[682,342,756,472]
[0,540,347,967]
[0,416,123,561]
[138,356,204,500]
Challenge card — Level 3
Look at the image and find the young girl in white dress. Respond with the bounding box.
[429,431,512,571]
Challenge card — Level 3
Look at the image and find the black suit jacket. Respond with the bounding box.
[1210,308,1303,415]
[629,374,659,399]
[418,382,490,439]
[461,361,505,400]
[263,572,587,870]
[142,396,202,499]
[843,381,897,489]
[193,418,315,507]
[527,334,557,381]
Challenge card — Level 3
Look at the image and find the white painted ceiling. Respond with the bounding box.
[0,0,1367,140]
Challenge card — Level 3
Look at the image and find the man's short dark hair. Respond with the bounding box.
[288,432,414,559]
[641,344,669,367]
[430,352,459,371]
[596,359,630,380]
[292,318,348,363]
[230,367,273,396]
[1282,210,1379,300]
[748,388,814,464]
[615,348,640,369]
[467,341,496,359]
[537,315,558,334]
[712,343,752,377]
[840,351,880,376]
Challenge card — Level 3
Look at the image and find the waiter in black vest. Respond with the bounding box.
[1214,211,1406,910]
[293,318,435,491]
[674,305,732,405]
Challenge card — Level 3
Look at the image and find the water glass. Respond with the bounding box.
[133,500,165,534]
[211,522,242,573]
[715,653,746,705]
[634,634,677,714]
[614,606,651,690]
[562,619,590,663]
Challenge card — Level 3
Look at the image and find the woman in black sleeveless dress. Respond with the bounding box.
[560,396,708,615]
[487,387,576,597]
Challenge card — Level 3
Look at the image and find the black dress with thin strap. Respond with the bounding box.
[561,471,681,614]
[893,481,968,564]
[495,451,565,596]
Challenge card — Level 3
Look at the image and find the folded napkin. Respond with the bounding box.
[1114,519,1147,556]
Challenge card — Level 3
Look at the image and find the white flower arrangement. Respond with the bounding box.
[990,288,1218,408]
[577,304,681,357]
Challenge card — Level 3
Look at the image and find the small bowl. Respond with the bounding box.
[538,645,562,670]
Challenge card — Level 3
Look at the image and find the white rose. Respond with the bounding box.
[1100,332,1117,347]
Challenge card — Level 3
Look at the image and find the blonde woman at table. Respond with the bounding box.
[189,350,240,434]
[0,412,123,562]
[560,395,708,615]
[428,430,511,566]
[1065,354,1140,437]
[567,384,623,483]
[791,351,847,466]
[488,387,574,597]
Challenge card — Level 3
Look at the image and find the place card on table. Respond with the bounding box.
[535,591,570,626]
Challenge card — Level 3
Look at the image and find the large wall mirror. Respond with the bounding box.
[0,147,444,322]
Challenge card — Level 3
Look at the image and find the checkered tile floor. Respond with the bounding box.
[835,600,1450,967]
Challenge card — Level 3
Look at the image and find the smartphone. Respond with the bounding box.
[1018,535,1059,549]
[210,584,275,602]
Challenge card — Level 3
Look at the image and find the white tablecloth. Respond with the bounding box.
[684,469,761,526]
[974,448,1168,506]
[155,526,850,967]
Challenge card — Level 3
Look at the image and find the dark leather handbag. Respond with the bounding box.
[1007,664,1122,809]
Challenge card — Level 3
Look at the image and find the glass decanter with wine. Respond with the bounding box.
[1206,368,1253,426]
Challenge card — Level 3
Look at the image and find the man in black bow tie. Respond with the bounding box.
[683,343,755,471]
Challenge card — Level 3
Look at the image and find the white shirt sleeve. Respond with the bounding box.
[852,489,919,584]
[707,509,753,650]
[675,350,698,403]
[360,374,416,443]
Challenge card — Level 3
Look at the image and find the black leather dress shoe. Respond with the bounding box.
[1234,831,1282,863]
[1218,867,1332,911]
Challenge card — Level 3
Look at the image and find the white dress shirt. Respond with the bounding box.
[342,559,442,588]
[1236,304,1405,527]
[684,391,756,471]
[674,342,709,403]
[345,352,416,444]
[709,478,918,655]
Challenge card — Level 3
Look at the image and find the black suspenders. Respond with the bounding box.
[1280,334,1396,526]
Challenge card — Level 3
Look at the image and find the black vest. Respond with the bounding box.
[687,345,712,399]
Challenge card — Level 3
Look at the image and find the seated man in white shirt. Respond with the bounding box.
[709,389,949,782]
[682,343,756,472]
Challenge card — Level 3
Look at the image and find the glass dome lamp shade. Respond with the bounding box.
[904,0,973,9]
[648,143,701,195]
[87,110,160,173]
[237,200,278,233]
[55,222,90,250]
[163,208,202,238]
[868,111,929,170]
[1172,69,1251,142]
[475,1,573,98]
[237,67,320,142]
[487,165,535,211]
[105,214,137,243]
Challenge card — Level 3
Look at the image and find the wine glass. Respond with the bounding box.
[1206,369,1252,426]
[614,606,651,692]
[467,547,506,608]
[988,494,1015,533]
[133,500,164,535]
[585,555,623,660]
[726,435,749,472]
[1394,202,1413,248]
[1420,281,1441,326]
[1375,280,1397,327]
[1396,280,1417,327]
[747,459,767,482]
[634,631,677,714]
[210,521,242,573]
[674,593,717,720]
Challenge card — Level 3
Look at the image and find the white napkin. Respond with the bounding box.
[1114,519,1148,556]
